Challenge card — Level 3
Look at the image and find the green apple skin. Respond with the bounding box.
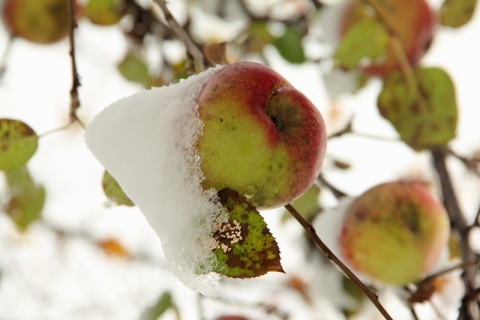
[339,181,450,286]
[341,0,436,77]
[3,0,77,44]
[196,62,327,210]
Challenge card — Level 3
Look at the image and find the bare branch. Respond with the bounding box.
[285,204,394,320]
[151,0,207,71]
[67,0,84,128]
[431,148,480,319]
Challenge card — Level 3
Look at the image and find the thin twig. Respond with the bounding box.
[0,34,14,80]
[67,0,84,128]
[284,204,394,320]
[151,0,206,71]
[431,148,480,319]
[317,174,347,200]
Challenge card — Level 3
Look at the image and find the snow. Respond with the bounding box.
[84,65,228,297]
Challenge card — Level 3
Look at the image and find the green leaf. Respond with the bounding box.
[212,188,283,278]
[274,26,306,64]
[333,20,389,71]
[117,52,152,87]
[102,170,134,206]
[377,67,458,150]
[86,0,125,26]
[441,0,477,27]
[0,119,38,171]
[140,291,177,320]
[282,184,321,223]
[4,166,45,231]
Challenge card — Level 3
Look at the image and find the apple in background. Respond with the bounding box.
[3,0,79,44]
[196,62,327,209]
[340,0,436,77]
[339,181,450,286]
[85,0,125,26]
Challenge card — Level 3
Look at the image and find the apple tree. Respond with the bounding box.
[0,0,479,319]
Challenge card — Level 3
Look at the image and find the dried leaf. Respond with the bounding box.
[98,239,130,258]
[377,67,458,150]
[0,119,38,171]
[203,42,230,65]
[212,188,283,278]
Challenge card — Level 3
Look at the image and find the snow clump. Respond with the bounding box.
[85,65,227,297]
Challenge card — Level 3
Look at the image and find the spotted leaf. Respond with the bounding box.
[212,188,283,278]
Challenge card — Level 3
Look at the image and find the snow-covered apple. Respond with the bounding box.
[340,0,436,76]
[196,62,327,209]
[339,181,450,285]
[3,0,77,44]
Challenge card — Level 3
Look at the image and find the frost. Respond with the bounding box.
[85,65,227,297]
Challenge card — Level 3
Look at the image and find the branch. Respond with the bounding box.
[431,148,480,319]
[284,204,394,320]
[67,0,84,128]
[151,0,206,71]
[0,34,14,80]
[317,174,347,200]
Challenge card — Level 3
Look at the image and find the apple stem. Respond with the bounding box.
[284,204,394,320]
[67,0,84,129]
[151,0,207,72]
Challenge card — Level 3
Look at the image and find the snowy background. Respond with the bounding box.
[1,0,480,319]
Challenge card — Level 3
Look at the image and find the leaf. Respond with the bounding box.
[4,166,45,231]
[98,238,130,258]
[203,42,229,65]
[117,52,152,87]
[86,0,125,26]
[282,184,321,223]
[140,291,176,320]
[441,0,477,27]
[245,21,274,53]
[274,26,306,64]
[333,20,389,71]
[377,67,458,150]
[212,188,283,278]
[0,119,38,171]
[102,170,134,206]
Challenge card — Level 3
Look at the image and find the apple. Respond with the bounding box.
[340,0,436,77]
[196,62,327,209]
[85,0,125,26]
[3,0,79,44]
[339,181,450,286]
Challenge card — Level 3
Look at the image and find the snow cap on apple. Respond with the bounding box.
[85,61,327,296]
[339,181,450,286]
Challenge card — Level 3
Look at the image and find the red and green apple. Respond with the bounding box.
[3,0,79,44]
[196,62,327,209]
[340,0,436,77]
[339,181,450,285]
